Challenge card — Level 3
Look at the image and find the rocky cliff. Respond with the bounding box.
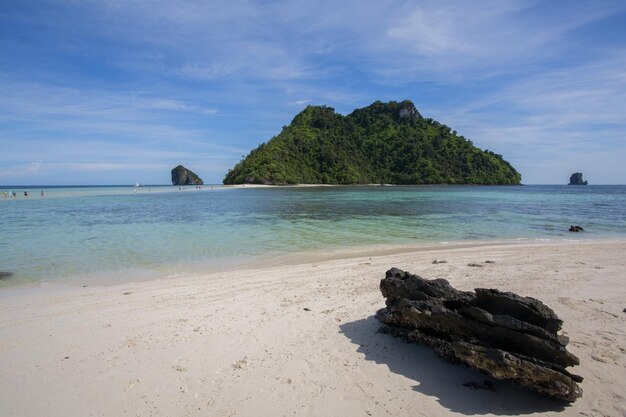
[568,172,588,185]
[171,165,203,185]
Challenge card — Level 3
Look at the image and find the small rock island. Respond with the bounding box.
[568,172,588,185]
[171,165,203,185]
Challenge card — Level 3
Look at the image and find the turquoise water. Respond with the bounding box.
[1,185,625,285]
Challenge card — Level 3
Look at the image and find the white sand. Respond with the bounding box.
[0,241,624,417]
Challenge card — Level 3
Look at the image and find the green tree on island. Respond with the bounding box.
[223,100,521,185]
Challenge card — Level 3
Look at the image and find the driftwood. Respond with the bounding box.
[376,268,582,402]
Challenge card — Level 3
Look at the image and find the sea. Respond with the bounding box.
[1,184,625,286]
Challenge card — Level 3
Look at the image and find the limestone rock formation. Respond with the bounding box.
[569,173,588,185]
[569,225,584,232]
[0,271,13,280]
[376,268,583,402]
[171,165,203,186]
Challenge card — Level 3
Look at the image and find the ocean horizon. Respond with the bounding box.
[2,184,625,287]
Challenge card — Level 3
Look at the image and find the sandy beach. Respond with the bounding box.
[0,241,624,417]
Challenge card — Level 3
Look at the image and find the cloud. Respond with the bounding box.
[0,78,246,183]
[6,0,626,84]
[0,161,42,179]
[138,97,218,115]
[441,52,626,140]
[0,162,43,179]
[288,99,311,106]
[0,81,223,142]
[377,1,624,81]
[422,51,626,183]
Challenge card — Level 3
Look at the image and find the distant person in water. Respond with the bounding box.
[40,190,44,197]
[24,191,28,197]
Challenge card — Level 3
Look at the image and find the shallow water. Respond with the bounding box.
[1,185,625,285]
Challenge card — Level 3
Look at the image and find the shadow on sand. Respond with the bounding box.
[339,315,568,415]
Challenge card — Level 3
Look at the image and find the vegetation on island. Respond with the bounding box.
[223,100,521,185]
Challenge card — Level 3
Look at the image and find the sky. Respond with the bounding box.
[1,0,625,185]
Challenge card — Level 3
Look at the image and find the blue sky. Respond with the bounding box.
[1,0,625,185]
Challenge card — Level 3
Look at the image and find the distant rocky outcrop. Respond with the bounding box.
[377,268,583,402]
[0,271,13,280]
[569,225,584,232]
[568,173,588,185]
[171,165,203,185]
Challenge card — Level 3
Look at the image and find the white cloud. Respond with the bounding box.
[289,99,311,106]
[0,79,245,185]
[138,97,218,116]
[8,0,626,84]
[374,1,626,81]
[422,51,626,183]
[0,161,43,179]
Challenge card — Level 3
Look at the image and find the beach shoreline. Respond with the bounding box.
[0,240,624,416]
[2,237,623,291]
[3,184,624,287]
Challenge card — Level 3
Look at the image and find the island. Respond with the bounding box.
[223,100,521,185]
[569,172,588,185]
[171,165,203,185]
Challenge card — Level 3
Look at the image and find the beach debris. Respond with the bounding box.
[275,376,293,384]
[484,260,495,264]
[123,292,132,295]
[432,260,448,264]
[569,225,584,232]
[232,358,248,370]
[0,271,13,280]
[303,307,311,311]
[467,263,484,267]
[376,268,583,402]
